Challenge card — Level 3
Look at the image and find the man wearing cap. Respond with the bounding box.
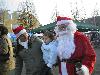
[54,16,96,75]
[12,25,44,75]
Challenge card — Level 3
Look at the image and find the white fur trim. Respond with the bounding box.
[81,65,90,75]
[16,29,26,38]
[47,63,52,68]
[57,20,72,25]
[18,40,28,49]
[12,25,19,29]
[61,62,68,75]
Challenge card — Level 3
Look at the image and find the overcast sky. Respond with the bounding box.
[0,0,100,25]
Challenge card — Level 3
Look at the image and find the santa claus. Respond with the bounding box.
[54,16,96,75]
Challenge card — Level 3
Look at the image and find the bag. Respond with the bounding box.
[0,37,10,62]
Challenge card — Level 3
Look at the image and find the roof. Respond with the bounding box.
[75,21,99,32]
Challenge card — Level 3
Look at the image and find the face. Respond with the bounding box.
[42,35,51,44]
[55,24,71,37]
[18,32,28,42]
[58,24,68,32]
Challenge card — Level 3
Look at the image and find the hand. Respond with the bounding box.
[76,69,84,75]
[51,66,56,71]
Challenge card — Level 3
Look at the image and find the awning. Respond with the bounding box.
[31,21,100,33]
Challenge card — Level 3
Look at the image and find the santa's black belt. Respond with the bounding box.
[61,59,81,64]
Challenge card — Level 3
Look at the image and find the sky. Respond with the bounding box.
[0,0,100,25]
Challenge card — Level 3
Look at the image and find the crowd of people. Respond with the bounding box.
[84,31,100,48]
[0,16,96,75]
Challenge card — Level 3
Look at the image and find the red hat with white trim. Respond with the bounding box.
[57,16,73,25]
[12,25,27,38]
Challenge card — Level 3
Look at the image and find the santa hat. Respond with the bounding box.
[57,16,73,25]
[56,16,77,32]
[12,25,27,38]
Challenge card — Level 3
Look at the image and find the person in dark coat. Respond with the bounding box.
[0,25,15,75]
[12,25,44,75]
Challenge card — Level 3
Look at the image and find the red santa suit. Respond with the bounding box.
[55,16,96,75]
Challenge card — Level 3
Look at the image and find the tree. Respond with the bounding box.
[70,0,86,22]
[91,3,99,26]
[0,0,7,24]
[50,5,57,23]
[0,10,3,24]
[70,2,80,21]
[17,0,40,31]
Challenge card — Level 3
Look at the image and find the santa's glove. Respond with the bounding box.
[76,65,90,75]
[76,69,84,75]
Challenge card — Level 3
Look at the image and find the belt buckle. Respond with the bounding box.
[62,59,67,62]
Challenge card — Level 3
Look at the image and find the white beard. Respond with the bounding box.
[19,40,28,49]
[57,31,75,60]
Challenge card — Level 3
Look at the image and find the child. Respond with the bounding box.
[41,31,57,75]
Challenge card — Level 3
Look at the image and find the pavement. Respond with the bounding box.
[92,47,100,75]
